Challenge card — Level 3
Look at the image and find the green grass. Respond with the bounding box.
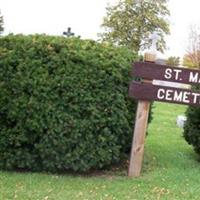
[1,102,200,200]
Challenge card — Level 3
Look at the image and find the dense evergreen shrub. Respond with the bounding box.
[0,34,140,172]
[184,86,200,154]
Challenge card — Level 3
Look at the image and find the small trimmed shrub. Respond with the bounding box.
[0,34,141,172]
[184,86,200,154]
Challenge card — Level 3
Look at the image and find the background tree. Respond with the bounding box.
[166,56,180,67]
[0,10,3,35]
[183,25,200,69]
[182,53,200,68]
[100,0,170,53]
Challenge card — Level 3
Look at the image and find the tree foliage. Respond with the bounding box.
[0,10,3,34]
[183,26,200,158]
[166,56,180,67]
[183,25,200,69]
[0,34,147,172]
[184,85,200,155]
[100,0,170,52]
[183,53,200,69]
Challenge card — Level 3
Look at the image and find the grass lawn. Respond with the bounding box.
[1,102,200,200]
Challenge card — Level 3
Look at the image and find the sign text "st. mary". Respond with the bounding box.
[132,62,200,84]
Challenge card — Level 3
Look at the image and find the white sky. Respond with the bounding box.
[1,0,200,59]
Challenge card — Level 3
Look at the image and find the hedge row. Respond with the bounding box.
[183,85,200,154]
[0,34,140,172]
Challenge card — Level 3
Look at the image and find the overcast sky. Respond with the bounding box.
[1,0,200,58]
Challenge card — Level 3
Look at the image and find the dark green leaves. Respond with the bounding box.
[183,85,200,155]
[0,34,141,172]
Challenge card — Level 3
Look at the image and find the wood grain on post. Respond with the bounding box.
[128,100,150,177]
[128,53,154,177]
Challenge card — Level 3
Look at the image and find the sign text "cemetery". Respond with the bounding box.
[129,82,200,106]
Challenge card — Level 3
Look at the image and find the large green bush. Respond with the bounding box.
[0,34,139,172]
[184,86,200,154]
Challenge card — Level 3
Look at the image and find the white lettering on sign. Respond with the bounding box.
[164,68,172,79]
[157,89,165,99]
[174,69,182,80]
[174,91,183,102]
[165,89,173,101]
[183,92,190,103]
[191,93,200,103]
[164,68,183,81]
[156,88,200,104]
[189,72,200,83]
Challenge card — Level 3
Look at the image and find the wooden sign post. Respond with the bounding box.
[128,32,160,177]
[128,98,150,177]
[128,61,200,177]
[128,60,153,177]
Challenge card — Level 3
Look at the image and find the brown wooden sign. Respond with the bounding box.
[129,81,200,106]
[132,62,200,85]
[128,60,200,178]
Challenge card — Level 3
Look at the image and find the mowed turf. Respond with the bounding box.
[1,102,200,200]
